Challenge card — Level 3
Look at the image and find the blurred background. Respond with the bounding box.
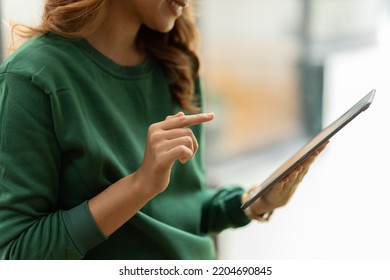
[1,0,390,259]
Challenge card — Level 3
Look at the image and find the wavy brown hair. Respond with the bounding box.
[11,0,201,113]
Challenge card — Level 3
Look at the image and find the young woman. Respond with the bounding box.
[0,0,325,259]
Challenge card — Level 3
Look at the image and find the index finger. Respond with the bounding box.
[301,140,329,168]
[161,112,215,130]
[316,140,329,154]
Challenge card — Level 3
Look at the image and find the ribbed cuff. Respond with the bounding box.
[224,189,251,228]
[62,201,107,255]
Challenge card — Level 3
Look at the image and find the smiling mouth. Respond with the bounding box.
[167,0,190,10]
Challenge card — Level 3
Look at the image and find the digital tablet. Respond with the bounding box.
[241,89,376,210]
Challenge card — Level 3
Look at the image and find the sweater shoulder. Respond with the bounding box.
[2,34,79,74]
[0,34,92,95]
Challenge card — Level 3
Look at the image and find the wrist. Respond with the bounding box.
[241,186,274,222]
[131,169,164,199]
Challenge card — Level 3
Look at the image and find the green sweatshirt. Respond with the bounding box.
[0,33,250,260]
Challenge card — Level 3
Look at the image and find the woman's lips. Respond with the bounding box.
[167,0,188,17]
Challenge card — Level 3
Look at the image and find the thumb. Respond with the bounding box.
[165,111,185,120]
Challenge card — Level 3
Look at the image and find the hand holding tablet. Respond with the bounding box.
[241,89,376,210]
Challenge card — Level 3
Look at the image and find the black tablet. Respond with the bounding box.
[241,89,376,210]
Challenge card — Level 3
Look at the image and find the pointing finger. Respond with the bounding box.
[162,112,215,130]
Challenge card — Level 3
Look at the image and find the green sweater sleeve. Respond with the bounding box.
[0,73,106,259]
[201,185,251,233]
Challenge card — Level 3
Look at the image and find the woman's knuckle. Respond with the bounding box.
[184,136,193,145]
[185,128,193,135]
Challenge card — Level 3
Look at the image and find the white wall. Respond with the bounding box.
[217,40,390,260]
[0,0,44,58]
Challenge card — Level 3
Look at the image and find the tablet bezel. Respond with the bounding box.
[241,89,376,210]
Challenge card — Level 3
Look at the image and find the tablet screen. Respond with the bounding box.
[241,89,376,210]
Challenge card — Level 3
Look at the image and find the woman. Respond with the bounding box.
[0,0,325,259]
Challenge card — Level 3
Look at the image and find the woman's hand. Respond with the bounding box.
[135,112,215,197]
[88,111,214,237]
[247,141,328,218]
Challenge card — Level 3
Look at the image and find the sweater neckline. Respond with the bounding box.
[72,37,154,77]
